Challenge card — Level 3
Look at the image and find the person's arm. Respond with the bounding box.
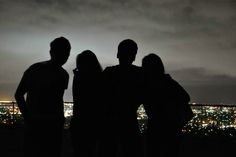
[100,67,112,115]
[72,70,79,117]
[14,69,31,121]
[168,75,190,103]
[175,83,190,103]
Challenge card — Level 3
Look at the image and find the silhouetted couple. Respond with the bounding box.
[15,37,193,157]
[70,39,144,157]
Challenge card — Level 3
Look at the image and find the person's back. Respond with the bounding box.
[70,50,103,157]
[100,39,144,157]
[103,64,143,136]
[144,74,190,129]
[142,53,192,157]
[24,61,68,118]
[15,36,71,157]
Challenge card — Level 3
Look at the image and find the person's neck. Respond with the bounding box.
[119,62,133,67]
[48,60,62,68]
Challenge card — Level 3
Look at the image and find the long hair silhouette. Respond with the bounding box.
[70,50,103,157]
[75,50,102,76]
[142,53,165,77]
[142,53,192,157]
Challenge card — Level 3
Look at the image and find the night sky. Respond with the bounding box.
[0,0,236,103]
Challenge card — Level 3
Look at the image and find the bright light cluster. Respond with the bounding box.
[0,101,235,137]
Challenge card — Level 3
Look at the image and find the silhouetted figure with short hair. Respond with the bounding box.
[70,50,103,157]
[142,53,193,157]
[99,39,144,157]
[15,37,71,157]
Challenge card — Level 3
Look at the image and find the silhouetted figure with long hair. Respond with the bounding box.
[15,37,71,157]
[142,53,193,157]
[70,50,103,157]
[100,39,144,157]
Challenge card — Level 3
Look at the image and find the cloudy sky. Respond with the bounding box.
[0,0,236,104]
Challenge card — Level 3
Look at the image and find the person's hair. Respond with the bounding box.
[118,39,138,54]
[75,50,102,76]
[117,39,138,65]
[50,36,71,53]
[142,53,165,76]
[49,36,71,66]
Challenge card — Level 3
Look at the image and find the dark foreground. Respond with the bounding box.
[0,127,235,157]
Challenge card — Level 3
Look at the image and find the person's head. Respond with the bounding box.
[142,53,165,77]
[117,39,138,66]
[49,36,71,66]
[76,50,102,75]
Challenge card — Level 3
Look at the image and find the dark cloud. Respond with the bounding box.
[1,0,235,35]
[170,67,236,104]
[185,84,236,104]
[171,67,236,85]
[0,0,236,103]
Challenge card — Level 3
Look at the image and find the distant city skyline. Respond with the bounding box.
[1,101,236,134]
[0,0,236,103]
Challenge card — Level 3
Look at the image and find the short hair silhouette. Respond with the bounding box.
[142,53,165,76]
[49,36,71,66]
[14,36,71,157]
[99,39,144,157]
[117,39,138,65]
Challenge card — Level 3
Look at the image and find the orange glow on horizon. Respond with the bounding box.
[0,98,15,103]
[0,95,14,102]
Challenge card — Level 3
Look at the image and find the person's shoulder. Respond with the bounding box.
[131,65,142,70]
[103,65,117,73]
[29,61,47,69]
[25,61,47,74]
[106,65,118,69]
[131,64,141,69]
[164,74,178,84]
[60,67,69,77]
[164,74,172,81]
[130,65,142,75]
[164,74,188,91]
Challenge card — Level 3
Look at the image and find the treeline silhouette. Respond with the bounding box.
[15,37,194,157]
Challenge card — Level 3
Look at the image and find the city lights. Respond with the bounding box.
[0,101,235,137]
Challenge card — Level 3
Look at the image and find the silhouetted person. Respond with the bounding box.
[142,53,193,157]
[15,37,71,157]
[99,39,144,157]
[70,50,103,157]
